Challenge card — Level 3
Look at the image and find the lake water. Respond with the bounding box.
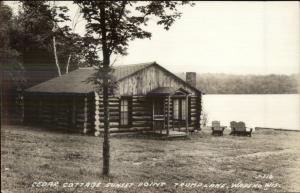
[203,94,300,130]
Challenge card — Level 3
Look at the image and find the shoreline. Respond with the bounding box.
[254,127,300,132]
[202,126,300,132]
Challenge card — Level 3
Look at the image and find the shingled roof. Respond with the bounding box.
[25,62,153,94]
[25,62,201,94]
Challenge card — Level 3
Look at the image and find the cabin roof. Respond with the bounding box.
[25,62,201,95]
[147,87,190,96]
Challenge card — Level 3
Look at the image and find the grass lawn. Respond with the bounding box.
[1,125,300,193]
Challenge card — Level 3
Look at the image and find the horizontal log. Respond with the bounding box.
[97,127,152,133]
[76,118,85,122]
[76,122,92,126]
[190,109,197,113]
[94,127,119,132]
[132,122,150,128]
[56,112,70,115]
[132,96,147,98]
[75,119,84,123]
[132,100,147,104]
[96,102,120,106]
[132,122,150,127]
[99,106,119,111]
[131,126,151,129]
[98,98,119,102]
[132,116,152,120]
[98,110,119,114]
[99,119,119,122]
[76,114,85,118]
[40,113,52,116]
[100,122,119,126]
[132,112,151,116]
[190,103,198,107]
[99,112,119,116]
[132,110,148,114]
[55,117,69,120]
[190,105,199,109]
[132,107,147,111]
[121,127,151,131]
[132,104,148,108]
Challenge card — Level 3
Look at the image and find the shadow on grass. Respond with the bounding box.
[110,132,193,141]
[7,123,90,136]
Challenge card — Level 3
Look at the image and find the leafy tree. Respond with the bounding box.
[75,1,194,176]
[1,1,85,122]
[0,2,26,121]
[0,2,23,73]
[0,4,24,83]
[11,1,83,75]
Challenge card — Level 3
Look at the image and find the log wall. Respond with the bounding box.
[94,95,154,135]
[131,96,152,131]
[24,93,94,133]
[94,93,120,135]
[190,95,201,130]
[24,92,202,135]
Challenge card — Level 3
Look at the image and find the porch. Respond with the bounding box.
[147,87,195,137]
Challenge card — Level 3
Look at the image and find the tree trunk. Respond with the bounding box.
[52,36,61,76]
[66,54,72,74]
[102,70,110,176]
[100,4,110,177]
[51,1,61,77]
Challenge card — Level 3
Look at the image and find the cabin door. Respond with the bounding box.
[152,97,165,131]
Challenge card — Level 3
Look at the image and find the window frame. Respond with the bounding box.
[119,96,132,127]
[172,96,189,121]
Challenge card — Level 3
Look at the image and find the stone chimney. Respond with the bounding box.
[186,72,196,87]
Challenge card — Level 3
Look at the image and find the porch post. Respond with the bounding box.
[185,95,189,133]
[161,98,164,135]
[167,95,170,136]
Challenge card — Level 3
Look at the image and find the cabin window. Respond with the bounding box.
[120,97,131,126]
[173,98,187,120]
[173,99,179,119]
[181,99,186,119]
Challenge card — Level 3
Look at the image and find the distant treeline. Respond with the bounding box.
[177,73,299,94]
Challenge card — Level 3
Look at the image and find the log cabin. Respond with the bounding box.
[24,62,203,136]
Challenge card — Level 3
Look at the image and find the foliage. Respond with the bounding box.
[0,2,26,88]
[76,1,193,63]
[6,1,84,73]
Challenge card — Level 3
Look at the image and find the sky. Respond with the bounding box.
[6,1,300,75]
